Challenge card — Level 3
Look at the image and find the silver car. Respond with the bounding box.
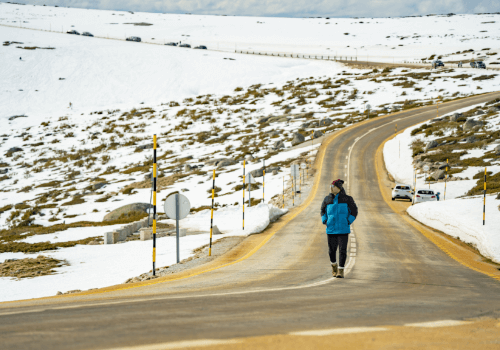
[413,189,438,204]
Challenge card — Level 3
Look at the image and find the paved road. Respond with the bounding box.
[1,93,500,350]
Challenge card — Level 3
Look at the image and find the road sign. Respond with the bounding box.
[290,164,300,178]
[245,173,253,207]
[245,172,254,184]
[300,163,307,169]
[164,193,191,220]
[164,193,191,263]
[366,104,371,110]
[423,165,430,172]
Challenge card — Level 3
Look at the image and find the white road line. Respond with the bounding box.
[350,249,357,253]
[103,339,241,350]
[350,253,356,257]
[290,327,388,336]
[404,320,471,328]
[351,243,356,247]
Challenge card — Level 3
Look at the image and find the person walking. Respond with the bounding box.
[320,179,358,278]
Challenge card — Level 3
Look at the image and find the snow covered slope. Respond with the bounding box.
[384,101,500,263]
[2,2,500,64]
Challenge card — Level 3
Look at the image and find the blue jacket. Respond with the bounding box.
[320,189,358,234]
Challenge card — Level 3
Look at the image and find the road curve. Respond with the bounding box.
[1,93,500,350]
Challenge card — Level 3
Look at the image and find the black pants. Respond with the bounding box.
[327,234,349,267]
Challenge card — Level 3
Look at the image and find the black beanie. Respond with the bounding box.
[332,179,344,189]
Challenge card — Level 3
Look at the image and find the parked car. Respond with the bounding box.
[126,36,141,42]
[165,42,177,46]
[470,61,477,68]
[413,189,438,204]
[476,61,486,69]
[432,60,444,67]
[391,184,413,202]
[179,43,191,48]
[194,45,207,50]
[66,30,80,35]
[82,32,94,37]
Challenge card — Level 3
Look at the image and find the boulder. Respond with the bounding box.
[103,203,152,222]
[487,106,500,113]
[291,132,305,146]
[308,121,319,128]
[250,169,264,178]
[0,168,8,174]
[431,169,445,181]
[212,225,222,235]
[7,147,23,153]
[438,162,449,170]
[319,118,333,126]
[216,159,237,169]
[471,125,481,132]
[450,113,462,122]
[475,110,485,115]
[245,154,254,161]
[246,124,256,128]
[463,119,483,132]
[301,122,310,128]
[272,170,279,175]
[184,164,192,172]
[425,140,438,151]
[92,182,107,190]
[273,140,285,150]
[465,136,477,144]
[137,144,153,150]
[267,130,279,137]
[313,130,324,138]
[257,116,271,124]
[495,145,500,156]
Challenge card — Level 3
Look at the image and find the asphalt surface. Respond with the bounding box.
[1,93,500,350]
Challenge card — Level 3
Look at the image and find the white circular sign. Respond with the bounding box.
[366,104,372,110]
[423,165,430,172]
[164,193,191,220]
[300,163,307,169]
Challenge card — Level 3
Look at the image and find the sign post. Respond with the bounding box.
[164,193,191,263]
[245,173,254,207]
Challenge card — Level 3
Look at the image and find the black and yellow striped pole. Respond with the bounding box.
[483,167,487,226]
[311,131,314,149]
[242,160,245,230]
[209,169,215,256]
[152,134,157,276]
[395,123,397,133]
[263,159,265,204]
[444,158,448,201]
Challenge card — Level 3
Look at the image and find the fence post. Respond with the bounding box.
[152,134,157,276]
[209,169,215,256]
[483,167,487,225]
[242,160,245,230]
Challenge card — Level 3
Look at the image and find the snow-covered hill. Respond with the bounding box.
[1,3,500,301]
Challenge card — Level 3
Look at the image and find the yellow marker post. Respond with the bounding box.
[444,158,448,201]
[395,123,397,133]
[300,169,302,201]
[311,131,314,149]
[209,169,215,256]
[242,160,245,230]
[437,101,439,118]
[152,134,157,276]
[483,167,487,226]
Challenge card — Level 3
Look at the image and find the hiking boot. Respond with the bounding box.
[331,263,338,277]
[336,268,344,278]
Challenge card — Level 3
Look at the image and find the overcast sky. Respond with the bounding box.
[12,0,500,17]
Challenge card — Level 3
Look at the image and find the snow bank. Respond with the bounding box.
[0,204,287,302]
[164,204,288,236]
[407,196,500,263]
[383,126,416,185]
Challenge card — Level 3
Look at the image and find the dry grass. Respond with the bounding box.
[0,255,69,279]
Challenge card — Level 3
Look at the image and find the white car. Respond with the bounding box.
[413,189,438,204]
[391,184,413,202]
